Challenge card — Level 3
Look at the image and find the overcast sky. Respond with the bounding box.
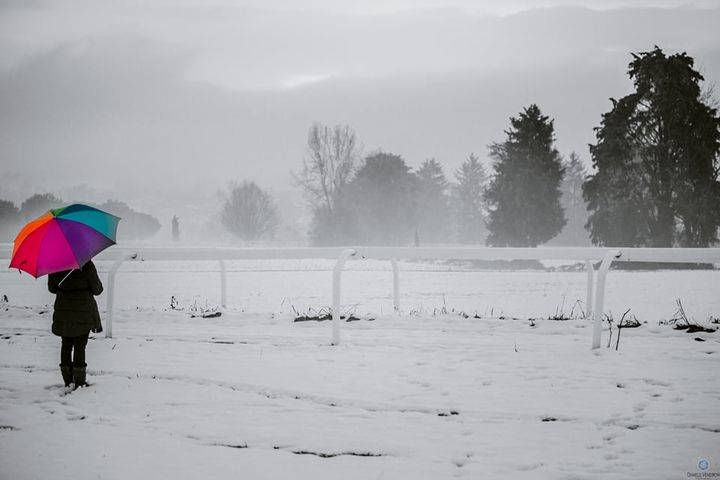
[1,0,719,224]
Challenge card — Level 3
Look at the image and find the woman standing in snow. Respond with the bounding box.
[48,260,104,389]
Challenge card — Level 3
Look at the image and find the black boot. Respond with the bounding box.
[60,364,73,387]
[73,367,87,388]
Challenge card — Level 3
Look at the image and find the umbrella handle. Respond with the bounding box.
[58,269,75,286]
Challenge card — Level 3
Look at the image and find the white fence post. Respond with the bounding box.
[591,250,621,349]
[585,260,594,320]
[105,252,137,339]
[332,248,357,346]
[390,259,400,312]
[219,259,227,308]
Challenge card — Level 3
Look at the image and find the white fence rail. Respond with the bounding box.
[3,245,719,349]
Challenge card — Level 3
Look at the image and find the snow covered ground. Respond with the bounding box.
[1,261,719,479]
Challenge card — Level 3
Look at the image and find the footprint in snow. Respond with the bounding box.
[643,378,671,387]
[43,383,66,391]
[602,433,619,445]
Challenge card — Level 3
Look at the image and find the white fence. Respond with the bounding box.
[3,245,719,349]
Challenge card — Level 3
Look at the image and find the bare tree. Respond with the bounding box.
[221,181,280,241]
[294,123,361,215]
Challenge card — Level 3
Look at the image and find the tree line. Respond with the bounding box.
[286,46,719,247]
[0,193,161,241]
[290,109,585,246]
[4,47,718,247]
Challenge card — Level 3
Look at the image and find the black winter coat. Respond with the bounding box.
[48,261,104,337]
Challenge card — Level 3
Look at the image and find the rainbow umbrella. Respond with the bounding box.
[9,204,120,278]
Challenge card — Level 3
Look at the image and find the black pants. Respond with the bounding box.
[60,333,89,368]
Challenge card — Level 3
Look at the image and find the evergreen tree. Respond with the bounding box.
[583,97,651,246]
[349,152,417,245]
[552,152,591,245]
[453,154,488,243]
[485,105,566,247]
[415,159,450,244]
[584,47,720,247]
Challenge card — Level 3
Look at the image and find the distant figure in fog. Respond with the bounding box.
[48,261,103,390]
[172,215,180,242]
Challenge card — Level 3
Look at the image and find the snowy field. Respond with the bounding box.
[1,260,719,479]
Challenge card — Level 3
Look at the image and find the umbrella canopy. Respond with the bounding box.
[9,204,120,278]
